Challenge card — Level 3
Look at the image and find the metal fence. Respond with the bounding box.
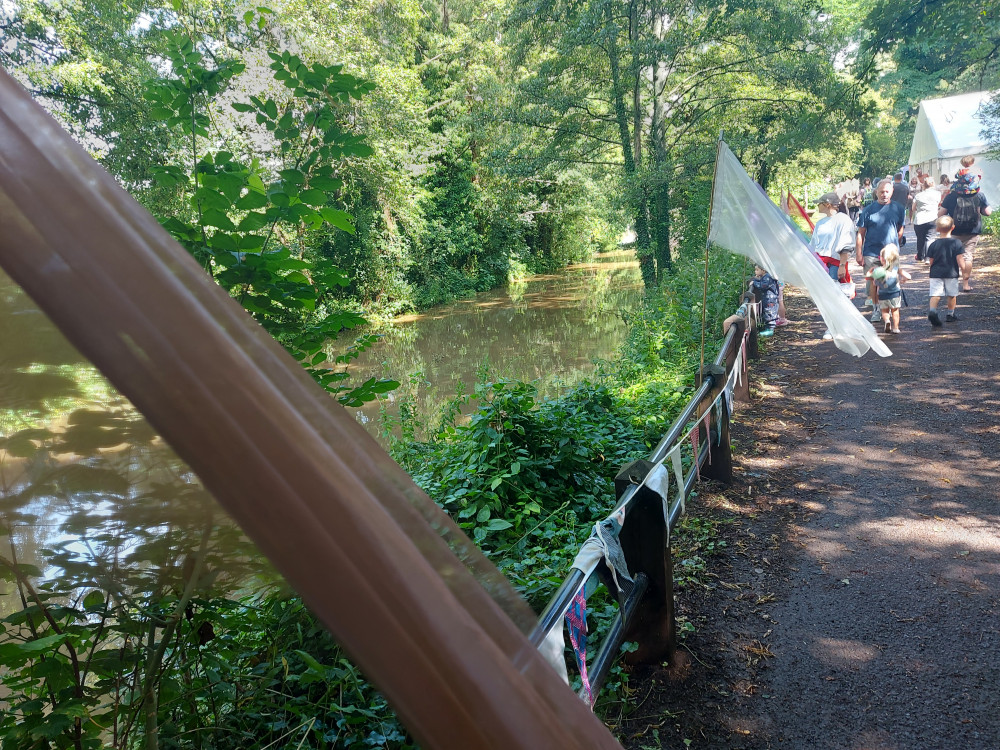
[530,293,761,704]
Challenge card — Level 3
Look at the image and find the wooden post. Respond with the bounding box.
[722,314,751,405]
[698,364,733,484]
[614,461,676,666]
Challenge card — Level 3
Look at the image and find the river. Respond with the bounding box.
[350,250,642,436]
[0,249,639,617]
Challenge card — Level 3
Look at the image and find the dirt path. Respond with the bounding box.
[620,231,1000,750]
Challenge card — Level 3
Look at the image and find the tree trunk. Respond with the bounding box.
[606,3,653,287]
[758,160,771,192]
[635,197,655,288]
[649,3,671,279]
[654,183,670,278]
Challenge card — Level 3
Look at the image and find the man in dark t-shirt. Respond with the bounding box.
[925,215,967,326]
[939,189,992,292]
[856,180,905,320]
[890,174,910,207]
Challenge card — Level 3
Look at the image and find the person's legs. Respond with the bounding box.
[945,281,960,320]
[891,306,901,332]
[776,284,788,325]
[957,234,978,291]
[928,278,945,326]
[914,222,933,260]
[863,256,881,319]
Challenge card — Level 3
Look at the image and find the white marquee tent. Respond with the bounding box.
[908,91,999,202]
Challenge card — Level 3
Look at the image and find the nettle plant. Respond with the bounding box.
[144,20,396,405]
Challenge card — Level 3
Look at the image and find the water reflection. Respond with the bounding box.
[0,271,269,618]
[349,250,642,436]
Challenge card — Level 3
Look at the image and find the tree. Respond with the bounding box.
[505,0,860,287]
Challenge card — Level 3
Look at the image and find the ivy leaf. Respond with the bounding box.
[486,519,513,531]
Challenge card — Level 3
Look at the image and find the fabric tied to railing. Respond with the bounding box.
[641,462,671,528]
[595,514,633,601]
[565,589,593,707]
[688,411,712,482]
[668,445,685,515]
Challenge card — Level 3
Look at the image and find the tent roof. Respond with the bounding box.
[908,91,997,164]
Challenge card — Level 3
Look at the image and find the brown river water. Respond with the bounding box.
[349,250,642,436]
[0,250,639,614]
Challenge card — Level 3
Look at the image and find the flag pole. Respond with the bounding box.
[700,132,724,388]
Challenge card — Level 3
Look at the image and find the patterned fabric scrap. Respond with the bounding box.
[565,589,593,706]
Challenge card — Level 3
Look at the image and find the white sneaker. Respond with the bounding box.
[862,298,874,309]
[870,309,882,323]
[822,329,833,340]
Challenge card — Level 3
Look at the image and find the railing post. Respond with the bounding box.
[613,461,676,666]
[699,364,733,484]
[722,313,751,405]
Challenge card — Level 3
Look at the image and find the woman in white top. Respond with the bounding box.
[809,191,856,282]
[809,191,856,340]
[911,175,942,262]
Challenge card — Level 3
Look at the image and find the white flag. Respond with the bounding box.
[708,142,891,358]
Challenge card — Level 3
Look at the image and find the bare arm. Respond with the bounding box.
[856,227,865,264]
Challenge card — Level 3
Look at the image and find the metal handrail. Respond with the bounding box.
[531,292,756,703]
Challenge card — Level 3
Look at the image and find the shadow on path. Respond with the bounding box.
[621,230,1000,750]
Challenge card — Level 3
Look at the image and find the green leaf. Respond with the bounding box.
[320,208,355,233]
[485,519,513,531]
[247,174,267,194]
[264,98,278,119]
[477,505,491,522]
[309,176,342,191]
[83,590,104,610]
[278,169,305,185]
[509,461,521,475]
[201,209,236,231]
[237,212,269,232]
[294,649,324,673]
[235,191,268,210]
[237,234,265,250]
[298,189,326,207]
[209,232,237,252]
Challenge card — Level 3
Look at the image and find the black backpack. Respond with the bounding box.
[953,193,980,229]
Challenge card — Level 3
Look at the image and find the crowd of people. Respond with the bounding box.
[758,157,991,338]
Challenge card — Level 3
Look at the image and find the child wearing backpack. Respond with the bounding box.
[940,164,992,292]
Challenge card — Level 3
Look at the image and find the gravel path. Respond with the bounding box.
[621,231,1000,750]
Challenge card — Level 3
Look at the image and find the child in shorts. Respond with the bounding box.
[925,215,967,326]
[749,265,780,337]
[865,244,910,334]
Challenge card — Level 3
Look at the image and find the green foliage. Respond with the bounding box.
[142,23,396,404]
